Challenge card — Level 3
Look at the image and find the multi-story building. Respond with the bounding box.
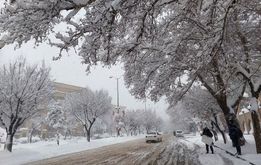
[18,82,84,139]
[237,96,261,134]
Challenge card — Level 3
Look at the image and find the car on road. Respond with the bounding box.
[173,130,184,137]
[145,132,162,143]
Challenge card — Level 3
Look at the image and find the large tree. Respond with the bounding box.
[0,0,260,152]
[0,58,53,152]
[64,88,112,142]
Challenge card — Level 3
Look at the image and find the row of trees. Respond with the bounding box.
[0,58,163,151]
[0,0,260,152]
[27,92,164,145]
[48,92,163,142]
[122,109,163,135]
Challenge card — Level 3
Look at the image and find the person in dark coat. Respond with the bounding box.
[228,123,243,155]
[202,127,214,154]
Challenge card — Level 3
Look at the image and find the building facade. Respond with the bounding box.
[237,96,261,134]
[19,82,84,139]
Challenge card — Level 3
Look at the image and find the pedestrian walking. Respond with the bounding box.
[201,126,214,154]
[228,123,243,155]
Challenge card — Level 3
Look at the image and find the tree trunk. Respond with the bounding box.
[5,134,14,152]
[64,129,70,140]
[123,127,128,136]
[213,122,227,144]
[216,101,242,145]
[27,128,35,143]
[86,130,91,142]
[83,125,91,142]
[251,111,261,153]
[212,115,227,144]
[220,131,227,143]
[116,127,120,137]
[146,127,149,134]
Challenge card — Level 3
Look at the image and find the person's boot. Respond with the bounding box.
[236,146,241,155]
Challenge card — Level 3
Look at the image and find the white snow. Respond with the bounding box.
[239,107,250,115]
[1,131,261,165]
[185,133,261,165]
[0,127,6,143]
[0,135,144,165]
[243,92,249,98]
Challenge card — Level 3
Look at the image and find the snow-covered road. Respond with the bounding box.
[27,135,201,165]
[2,133,260,165]
[0,135,145,165]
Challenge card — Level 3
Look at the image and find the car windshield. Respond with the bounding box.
[176,131,182,133]
[148,132,157,134]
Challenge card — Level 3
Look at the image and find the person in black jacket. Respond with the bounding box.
[228,123,243,155]
[202,127,214,154]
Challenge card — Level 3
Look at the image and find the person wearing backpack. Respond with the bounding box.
[201,126,214,154]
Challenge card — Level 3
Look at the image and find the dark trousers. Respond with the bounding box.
[233,139,241,155]
[206,144,214,153]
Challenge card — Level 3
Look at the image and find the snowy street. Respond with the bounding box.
[24,134,261,165]
[27,134,201,165]
[1,133,261,165]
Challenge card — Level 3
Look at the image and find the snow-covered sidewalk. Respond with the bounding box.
[184,134,261,165]
[0,135,144,165]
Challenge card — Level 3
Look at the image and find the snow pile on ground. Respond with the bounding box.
[0,127,6,143]
[132,137,202,165]
[185,133,261,165]
[165,139,201,165]
[0,135,144,165]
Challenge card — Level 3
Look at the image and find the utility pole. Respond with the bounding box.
[116,77,119,108]
[109,76,121,111]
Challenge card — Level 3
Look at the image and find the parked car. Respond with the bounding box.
[145,132,162,143]
[173,130,184,137]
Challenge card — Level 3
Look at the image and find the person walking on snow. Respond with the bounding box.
[228,123,243,155]
[201,127,214,154]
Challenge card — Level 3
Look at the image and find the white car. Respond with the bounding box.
[145,132,162,143]
[174,130,184,137]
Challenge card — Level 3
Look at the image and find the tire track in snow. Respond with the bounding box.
[27,135,202,165]
[219,154,234,165]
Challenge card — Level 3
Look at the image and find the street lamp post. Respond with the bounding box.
[116,77,119,108]
[110,76,120,110]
